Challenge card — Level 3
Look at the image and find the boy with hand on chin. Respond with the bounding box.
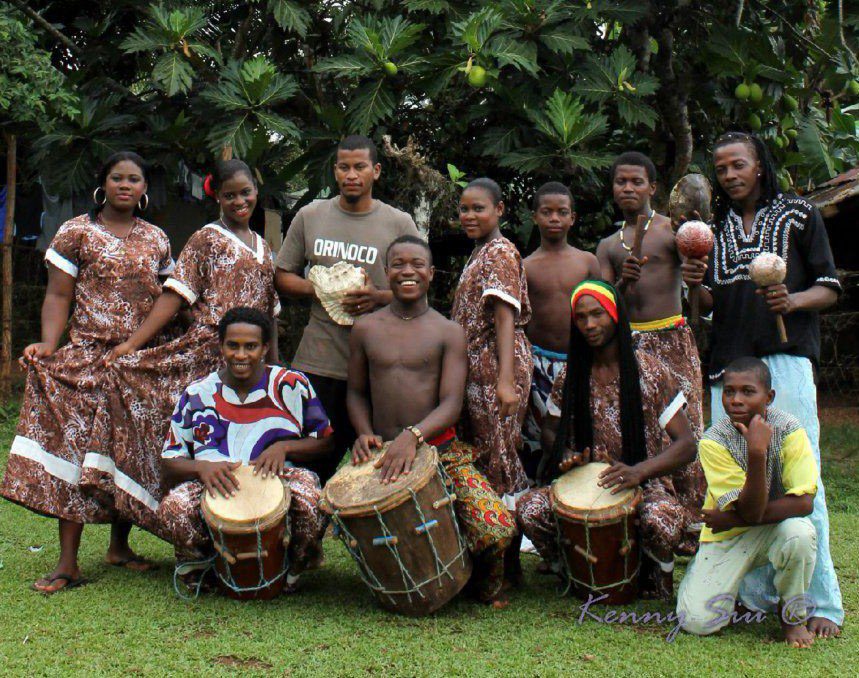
[677,357,818,648]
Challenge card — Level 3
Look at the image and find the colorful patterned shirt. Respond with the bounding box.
[162,366,332,463]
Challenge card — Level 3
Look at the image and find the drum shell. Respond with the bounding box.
[328,469,472,616]
[202,492,290,601]
[552,488,641,606]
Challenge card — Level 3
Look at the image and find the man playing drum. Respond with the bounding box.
[276,135,419,485]
[516,280,697,600]
[157,307,333,593]
[346,235,517,606]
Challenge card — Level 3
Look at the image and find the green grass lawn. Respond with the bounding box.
[0,403,856,677]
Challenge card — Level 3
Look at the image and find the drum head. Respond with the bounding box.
[322,442,438,516]
[552,462,637,514]
[203,465,286,526]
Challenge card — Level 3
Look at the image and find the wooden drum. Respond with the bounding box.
[551,462,642,605]
[321,443,472,616]
[201,465,291,600]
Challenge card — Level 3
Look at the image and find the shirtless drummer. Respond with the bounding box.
[346,235,516,606]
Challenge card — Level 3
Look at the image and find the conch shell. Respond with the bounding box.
[308,261,365,326]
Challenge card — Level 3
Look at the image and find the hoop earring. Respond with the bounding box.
[138,193,149,211]
[93,187,107,205]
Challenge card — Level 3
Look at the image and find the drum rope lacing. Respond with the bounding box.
[172,513,292,600]
[553,493,639,597]
[330,463,469,604]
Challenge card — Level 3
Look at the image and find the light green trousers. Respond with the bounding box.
[677,517,817,635]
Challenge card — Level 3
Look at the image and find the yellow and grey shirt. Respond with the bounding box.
[698,407,818,543]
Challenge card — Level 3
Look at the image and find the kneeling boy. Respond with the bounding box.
[677,357,818,647]
[157,307,334,592]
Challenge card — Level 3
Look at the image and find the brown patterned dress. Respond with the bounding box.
[1,215,173,523]
[516,350,703,599]
[92,223,281,538]
[451,237,533,498]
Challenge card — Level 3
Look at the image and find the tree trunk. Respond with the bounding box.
[1,133,16,399]
[655,27,693,183]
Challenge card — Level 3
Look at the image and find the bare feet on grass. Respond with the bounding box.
[782,621,815,648]
[105,546,158,572]
[807,616,841,639]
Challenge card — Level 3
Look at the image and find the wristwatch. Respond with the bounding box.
[405,425,424,446]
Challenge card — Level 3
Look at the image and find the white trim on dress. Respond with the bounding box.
[204,222,264,264]
[10,435,81,484]
[82,452,160,511]
[658,392,687,429]
[164,278,198,305]
[482,288,521,312]
[45,249,79,278]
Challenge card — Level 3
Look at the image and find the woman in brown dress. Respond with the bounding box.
[102,160,280,538]
[1,152,173,593]
[451,178,533,504]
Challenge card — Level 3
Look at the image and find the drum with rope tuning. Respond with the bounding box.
[551,462,642,605]
[321,442,471,616]
[201,465,291,600]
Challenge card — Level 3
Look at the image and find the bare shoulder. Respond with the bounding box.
[430,311,466,342]
[652,215,678,247]
[569,246,599,265]
[352,308,387,335]
[596,232,616,253]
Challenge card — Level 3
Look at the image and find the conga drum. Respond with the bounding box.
[551,462,642,605]
[201,465,291,600]
[321,443,472,616]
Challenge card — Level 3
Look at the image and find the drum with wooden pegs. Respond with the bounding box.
[551,462,642,605]
[201,465,291,600]
[321,442,472,616]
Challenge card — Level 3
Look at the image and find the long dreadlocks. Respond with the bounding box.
[712,131,781,223]
[548,281,647,480]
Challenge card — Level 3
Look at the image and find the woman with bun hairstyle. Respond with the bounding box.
[1,151,173,593]
[101,159,281,537]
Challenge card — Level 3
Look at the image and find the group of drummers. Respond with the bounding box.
[1,132,844,647]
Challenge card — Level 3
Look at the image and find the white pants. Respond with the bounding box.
[677,517,817,636]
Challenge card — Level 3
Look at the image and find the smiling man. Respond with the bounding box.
[157,307,333,593]
[275,135,419,483]
[346,235,516,606]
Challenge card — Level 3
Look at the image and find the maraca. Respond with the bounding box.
[675,220,714,328]
[749,252,788,343]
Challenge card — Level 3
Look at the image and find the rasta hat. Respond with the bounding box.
[571,280,618,323]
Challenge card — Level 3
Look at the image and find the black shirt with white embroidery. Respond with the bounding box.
[705,193,841,381]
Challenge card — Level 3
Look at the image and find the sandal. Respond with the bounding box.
[32,573,88,595]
